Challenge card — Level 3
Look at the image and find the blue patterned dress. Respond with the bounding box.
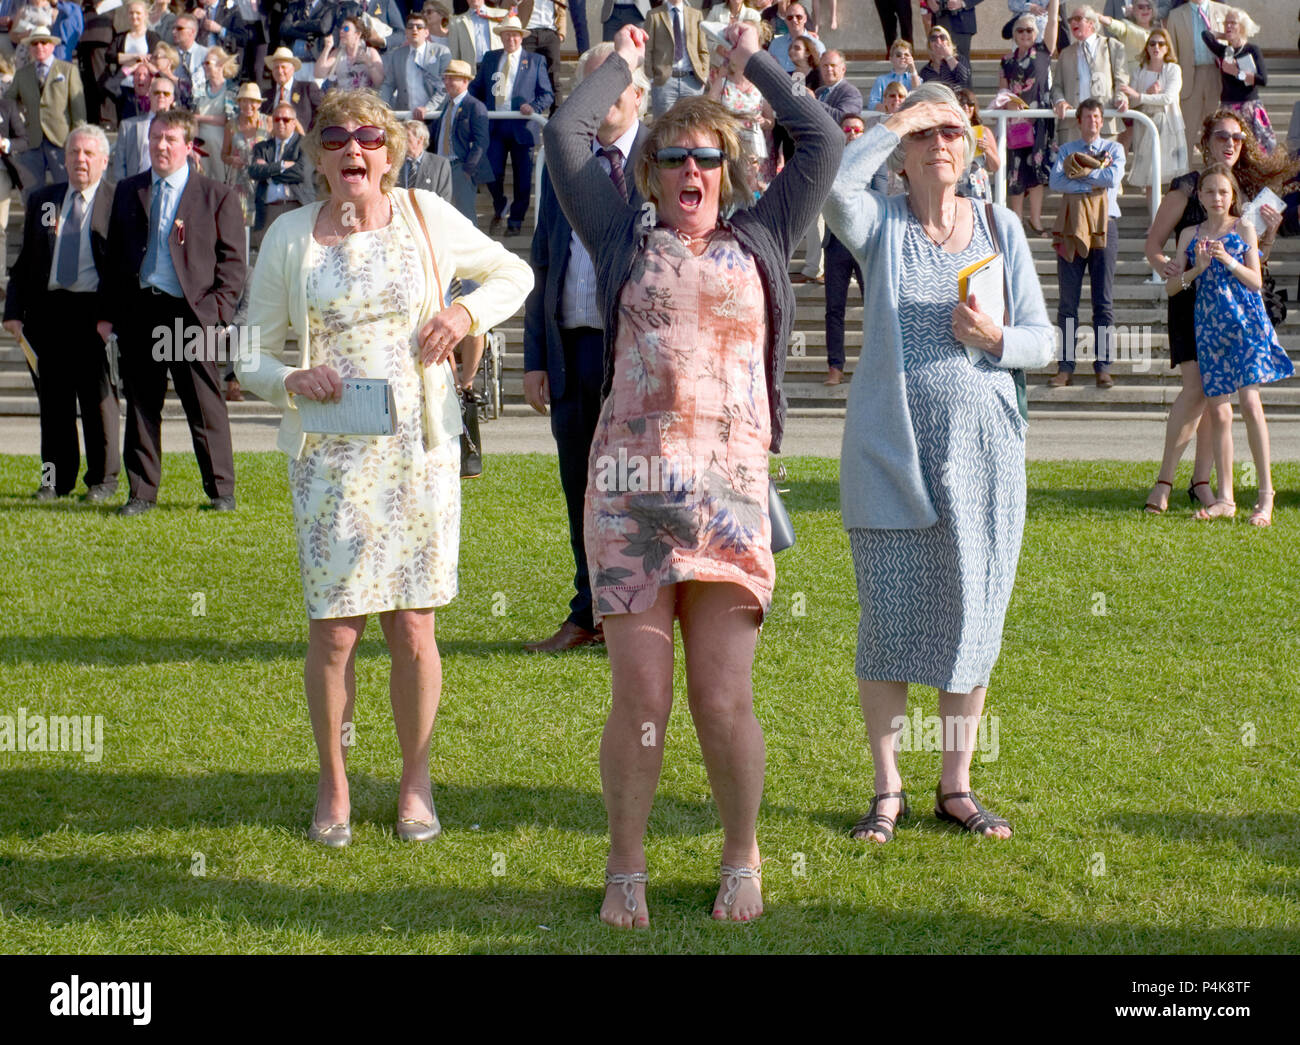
[849,207,1028,693]
[1187,227,1295,398]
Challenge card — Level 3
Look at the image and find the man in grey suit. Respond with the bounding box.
[521,41,649,653]
[398,119,453,198]
[600,0,650,43]
[816,51,862,125]
[111,75,176,184]
[381,12,451,119]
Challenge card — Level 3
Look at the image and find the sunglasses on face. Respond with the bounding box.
[1211,130,1245,144]
[656,146,725,169]
[843,126,863,138]
[1015,27,1035,34]
[785,13,805,21]
[340,24,354,32]
[273,116,295,123]
[320,125,386,150]
[906,125,964,143]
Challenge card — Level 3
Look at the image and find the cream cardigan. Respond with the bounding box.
[240,188,533,459]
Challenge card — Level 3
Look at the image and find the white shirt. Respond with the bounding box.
[560,123,638,329]
[495,50,519,110]
[525,0,555,31]
[264,136,293,203]
[406,41,433,109]
[470,13,493,61]
[48,181,102,294]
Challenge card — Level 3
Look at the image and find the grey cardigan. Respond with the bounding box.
[823,123,1056,531]
[541,49,843,453]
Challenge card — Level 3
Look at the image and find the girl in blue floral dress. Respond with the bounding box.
[1166,164,1293,526]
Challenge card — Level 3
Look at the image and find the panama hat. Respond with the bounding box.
[266,46,303,70]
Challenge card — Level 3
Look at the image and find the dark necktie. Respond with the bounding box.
[599,146,627,202]
[37,62,49,88]
[56,192,84,287]
[672,7,685,64]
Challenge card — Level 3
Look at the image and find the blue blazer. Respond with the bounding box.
[523,124,648,400]
[430,93,495,184]
[469,48,553,145]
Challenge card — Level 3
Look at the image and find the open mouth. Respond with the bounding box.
[679,187,702,209]
[341,166,367,183]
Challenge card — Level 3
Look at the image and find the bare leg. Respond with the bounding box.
[937,687,1010,838]
[598,585,676,928]
[854,679,908,841]
[379,608,441,822]
[1009,192,1025,219]
[1027,184,1044,228]
[1238,385,1275,524]
[305,615,367,825]
[1148,361,1208,510]
[679,582,765,922]
[1197,396,1236,517]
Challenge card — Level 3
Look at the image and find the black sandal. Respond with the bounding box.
[935,785,1013,837]
[850,791,909,842]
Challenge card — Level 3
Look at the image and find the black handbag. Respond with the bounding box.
[1262,262,1287,328]
[460,387,483,479]
[769,474,794,553]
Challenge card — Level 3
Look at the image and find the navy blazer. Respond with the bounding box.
[4,180,111,323]
[430,93,494,184]
[522,124,648,400]
[248,134,314,230]
[469,48,553,145]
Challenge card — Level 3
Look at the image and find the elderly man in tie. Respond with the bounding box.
[98,108,247,516]
[1050,4,1128,145]
[471,16,552,235]
[248,102,312,249]
[521,41,649,653]
[643,0,708,118]
[5,28,86,200]
[4,125,118,503]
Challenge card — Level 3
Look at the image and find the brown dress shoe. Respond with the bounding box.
[524,621,604,653]
[1047,369,1072,388]
[1096,371,1114,388]
[823,367,843,386]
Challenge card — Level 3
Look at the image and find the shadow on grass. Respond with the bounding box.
[1106,811,1300,866]
[0,634,595,666]
[1,850,1295,954]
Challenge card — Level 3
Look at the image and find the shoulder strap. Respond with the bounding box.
[408,188,445,313]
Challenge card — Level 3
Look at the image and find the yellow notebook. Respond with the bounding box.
[956,253,1005,362]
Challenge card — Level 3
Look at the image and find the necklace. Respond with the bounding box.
[332,197,391,236]
[917,207,958,249]
[674,225,718,248]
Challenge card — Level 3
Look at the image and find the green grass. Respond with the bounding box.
[0,453,1297,954]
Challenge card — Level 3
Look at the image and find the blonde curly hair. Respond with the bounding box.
[304,88,408,197]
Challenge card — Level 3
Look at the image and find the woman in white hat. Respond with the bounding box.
[222,81,272,228]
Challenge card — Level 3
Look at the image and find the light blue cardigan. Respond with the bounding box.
[823,123,1056,531]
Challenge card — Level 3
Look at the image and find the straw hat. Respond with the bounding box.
[236,82,264,102]
[26,29,58,45]
[497,15,525,35]
[444,59,473,80]
[266,46,303,70]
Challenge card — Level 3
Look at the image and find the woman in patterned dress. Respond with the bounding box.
[824,82,1054,845]
[222,83,272,230]
[544,22,840,927]
[1165,164,1293,526]
[192,46,237,182]
[315,16,384,92]
[240,90,532,847]
[997,12,1056,236]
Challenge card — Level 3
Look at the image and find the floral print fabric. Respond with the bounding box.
[585,229,774,622]
[290,219,461,619]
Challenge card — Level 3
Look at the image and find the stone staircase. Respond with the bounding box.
[4,54,1300,422]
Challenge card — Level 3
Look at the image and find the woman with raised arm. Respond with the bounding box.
[543,21,840,927]
[824,82,1054,845]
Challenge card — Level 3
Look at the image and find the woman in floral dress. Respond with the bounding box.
[222,83,271,230]
[544,23,840,928]
[997,12,1056,235]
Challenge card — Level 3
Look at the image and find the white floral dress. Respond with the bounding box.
[289,219,461,619]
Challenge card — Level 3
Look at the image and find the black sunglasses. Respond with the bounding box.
[320,125,386,150]
[655,146,725,169]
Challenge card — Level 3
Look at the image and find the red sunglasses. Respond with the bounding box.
[320,125,386,150]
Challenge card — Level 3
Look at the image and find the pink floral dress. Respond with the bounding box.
[585,227,774,622]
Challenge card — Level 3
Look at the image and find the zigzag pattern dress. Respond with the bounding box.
[849,208,1028,693]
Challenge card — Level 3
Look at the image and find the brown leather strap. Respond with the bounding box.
[408,188,445,312]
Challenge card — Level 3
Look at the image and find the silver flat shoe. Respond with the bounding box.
[395,810,441,842]
[307,819,351,848]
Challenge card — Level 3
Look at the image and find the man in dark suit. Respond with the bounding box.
[430,57,492,225]
[5,28,86,199]
[381,11,450,118]
[97,108,247,516]
[248,102,313,247]
[260,46,324,133]
[398,118,453,198]
[470,16,551,235]
[521,42,647,653]
[815,51,862,125]
[0,93,29,292]
[4,125,118,502]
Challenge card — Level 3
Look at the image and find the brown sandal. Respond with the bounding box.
[850,791,910,842]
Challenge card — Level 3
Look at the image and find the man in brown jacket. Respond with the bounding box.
[5,28,86,200]
[644,0,709,117]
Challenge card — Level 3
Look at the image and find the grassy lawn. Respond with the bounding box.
[0,452,1297,954]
